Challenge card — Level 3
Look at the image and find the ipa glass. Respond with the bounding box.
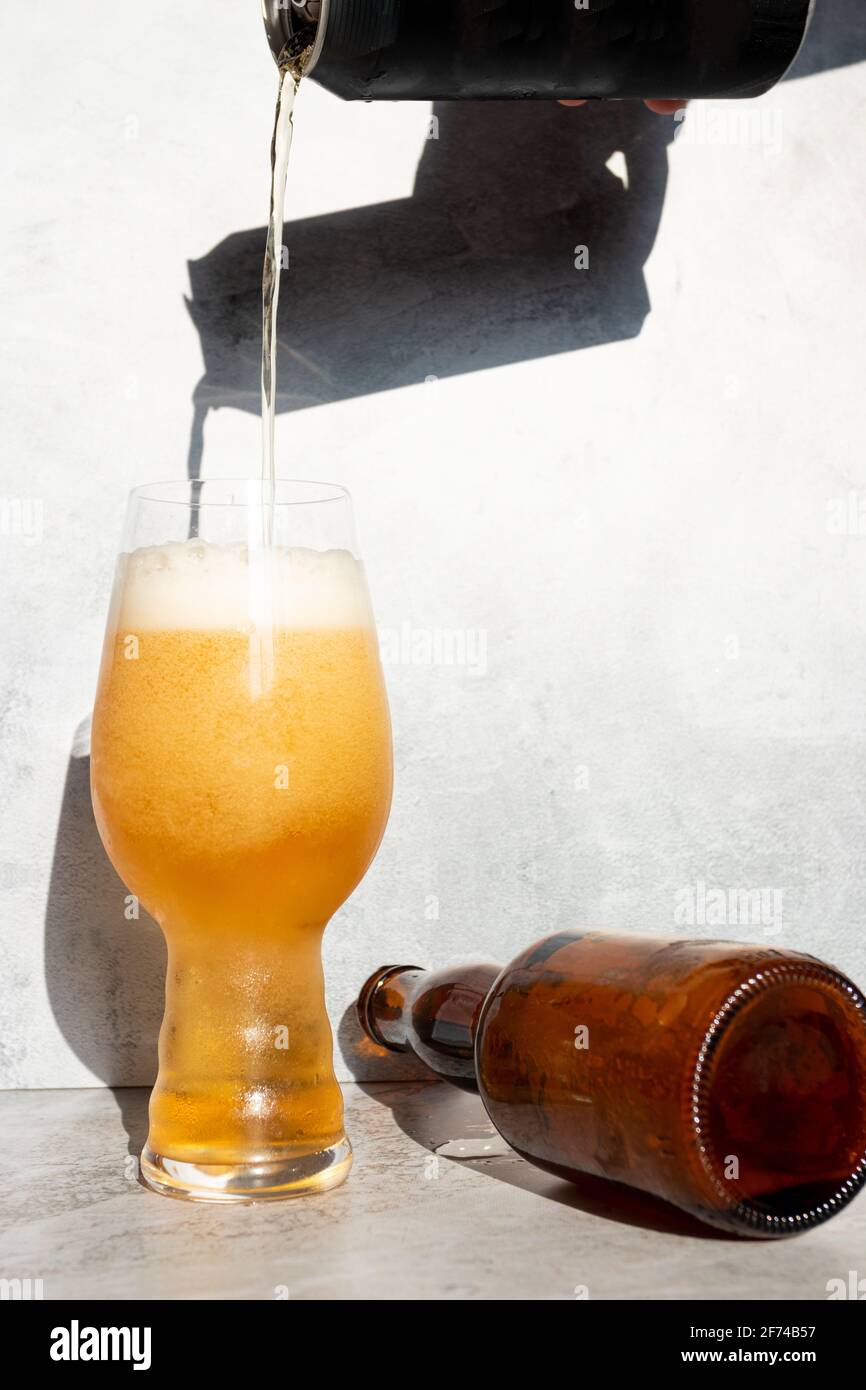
[91,479,392,1200]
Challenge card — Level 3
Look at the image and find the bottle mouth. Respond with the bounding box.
[357,964,424,1051]
[690,960,866,1237]
[261,0,326,74]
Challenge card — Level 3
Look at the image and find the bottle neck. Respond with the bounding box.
[358,962,502,1088]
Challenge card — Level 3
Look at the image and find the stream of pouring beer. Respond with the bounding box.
[261,66,299,515]
[248,65,300,695]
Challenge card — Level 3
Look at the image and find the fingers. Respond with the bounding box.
[558,98,688,114]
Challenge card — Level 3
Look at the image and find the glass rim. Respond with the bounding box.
[128,478,351,509]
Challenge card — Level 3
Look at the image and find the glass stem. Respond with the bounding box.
[147,923,344,1169]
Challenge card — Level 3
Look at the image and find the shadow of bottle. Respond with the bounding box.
[336,1002,737,1239]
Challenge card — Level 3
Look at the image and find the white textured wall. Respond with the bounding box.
[2,3,866,1089]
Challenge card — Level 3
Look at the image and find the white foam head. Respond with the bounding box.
[114,541,372,631]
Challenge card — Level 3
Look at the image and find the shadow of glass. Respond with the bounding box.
[109,1087,151,1160]
[44,722,164,1149]
[184,99,674,478]
[337,1004,735,1239]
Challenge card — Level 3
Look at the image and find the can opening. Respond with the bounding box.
[262,0,322,70]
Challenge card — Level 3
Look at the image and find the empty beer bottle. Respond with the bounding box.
[358,931,866,1236]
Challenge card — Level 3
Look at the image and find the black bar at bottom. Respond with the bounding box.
[7,1297,864,1373]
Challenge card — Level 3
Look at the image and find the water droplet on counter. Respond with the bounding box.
[434,1133,515,1161]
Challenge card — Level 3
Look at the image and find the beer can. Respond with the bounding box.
[262,0,815,101]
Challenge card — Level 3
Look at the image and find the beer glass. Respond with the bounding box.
[91,479,392,1200]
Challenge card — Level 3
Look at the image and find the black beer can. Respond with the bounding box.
[262,0,815,101]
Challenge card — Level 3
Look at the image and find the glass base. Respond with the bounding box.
[140,1137,352,1203]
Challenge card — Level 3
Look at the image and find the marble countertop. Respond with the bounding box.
[1,1082,862,1301]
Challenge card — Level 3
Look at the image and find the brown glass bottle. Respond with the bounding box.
[358,931,866,1236]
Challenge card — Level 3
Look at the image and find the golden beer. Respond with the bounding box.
[91,530,392,1199]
